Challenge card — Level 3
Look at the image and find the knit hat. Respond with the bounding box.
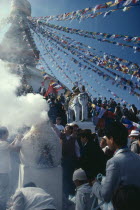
[73,168,87,181]
[129,130,139,137]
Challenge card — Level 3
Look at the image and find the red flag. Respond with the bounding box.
[44,84,57,97]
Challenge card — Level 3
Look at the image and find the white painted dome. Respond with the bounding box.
[11,0,31,16]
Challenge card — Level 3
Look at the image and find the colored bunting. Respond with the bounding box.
[29,0,140,22]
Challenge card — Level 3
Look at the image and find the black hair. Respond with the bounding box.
[66,125,73,130]
[80,129,92,141]
[112,185,140,210]
[104,120,128,147]
[24,182,36,188]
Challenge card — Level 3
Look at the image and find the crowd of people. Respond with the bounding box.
[0,85,140,210]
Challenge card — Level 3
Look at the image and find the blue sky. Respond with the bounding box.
[0,0,140,106]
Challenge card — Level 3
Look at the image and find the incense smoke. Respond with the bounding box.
[0,61,48,132]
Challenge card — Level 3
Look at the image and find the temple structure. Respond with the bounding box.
[0,0,39,66]
[0,0,48,91]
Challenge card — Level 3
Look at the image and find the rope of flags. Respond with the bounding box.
[33,23,140,94]
[44,26,140,81]
[35,21,140,53]
[38,31,136,106]
[30,0,140,22]
[37,21,140,45]
[45,25,140,81]
[32,24,140,101]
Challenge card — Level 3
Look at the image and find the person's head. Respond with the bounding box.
[131,104,135,108]
[115,106,121,112]
[56,117,62,125]
[80,129,92,144]
[112,185,140,210]
[73,168,88,187]
[64,125,73,135]
[0,127,9,140]
[123,104,126,108]
[102,104,106,109]
[74,87,80,94]
[24,182,36,188]
[129,130,139,141]
[81,85,85,92]
[100,136,107,149]
[72,124,79,136]
[104,121,128,150]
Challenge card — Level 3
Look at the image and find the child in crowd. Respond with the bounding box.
[73,168,95,210]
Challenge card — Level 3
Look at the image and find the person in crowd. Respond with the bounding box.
[71,124,81,166]
[78,85,89,122]
[96,104,106,130]
[129,104,138,122]
[100,136,107,149]
[0,127,12,210]
[60,125,77,197]
[79,129,107,181]
[97,97,102,106]
[102,97,107,106]
[92,98,97,105]
[100,136,114,160]
[92,121,140,203]
[73,168,95,210]
[39,86,46,96]
[109,99,117,112]
[92,104,99,126]
[55,98,63,117]
[112,185,140,210]
[55,117,64,133]
[122,104,129,118]
[8,182,56,210]
[130,131,140,154]
[114,105,122,121]
[129,130,140,145]
[48,98,58,124]
[60,93,65,104]
[87,102,93,120]
[103,107,115,128]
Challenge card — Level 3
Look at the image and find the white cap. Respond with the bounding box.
[129,130,139,137]
[73,168,87,181]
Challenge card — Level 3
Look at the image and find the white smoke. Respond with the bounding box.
[0,61,48,132]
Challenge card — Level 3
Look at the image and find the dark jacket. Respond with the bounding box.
[79,140,107,179]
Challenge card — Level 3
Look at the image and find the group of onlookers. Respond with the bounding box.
[57,120,140,210]
[2,85,140,210]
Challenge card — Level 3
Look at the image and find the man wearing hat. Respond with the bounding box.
[73,168,95,210]
[129,130,140,154]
